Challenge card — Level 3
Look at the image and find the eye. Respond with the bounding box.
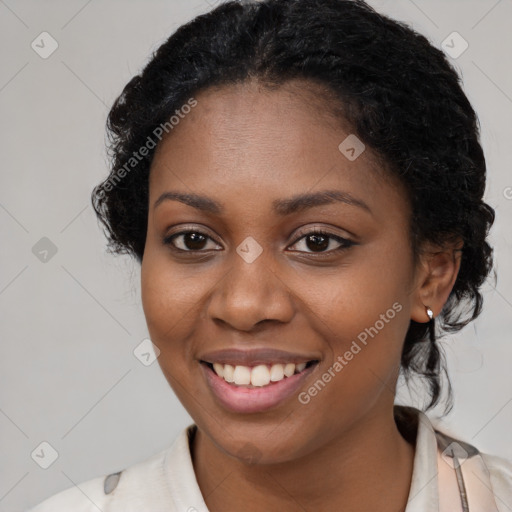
[163,227,355,255]
[288,228,355,254]
[163,230,222,252]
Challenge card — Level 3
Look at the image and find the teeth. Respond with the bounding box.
[251,365,270,387]
[284,363,296,377]
[270,364,284,381]
[209,361,313,387]
[213,363,224,378]
[223,364,234,383]
[296,362,306,372]
[233,365,251,385]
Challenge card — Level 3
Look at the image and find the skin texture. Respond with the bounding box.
[141,79,462,511]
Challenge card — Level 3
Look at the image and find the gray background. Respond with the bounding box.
[1,0,511,510]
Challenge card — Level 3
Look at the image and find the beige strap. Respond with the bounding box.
[435,430,500,512]
[437,444,464,512]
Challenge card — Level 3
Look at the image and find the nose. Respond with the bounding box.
[206,251,295,332]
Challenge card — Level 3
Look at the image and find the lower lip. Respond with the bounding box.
[201,362,318,414]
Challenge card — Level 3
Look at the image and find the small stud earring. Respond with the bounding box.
[425,306,434,321]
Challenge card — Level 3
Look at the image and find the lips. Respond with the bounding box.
[199,347,320,367]
[199,348,320,413]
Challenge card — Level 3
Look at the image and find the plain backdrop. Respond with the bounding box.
[1,0,511,510]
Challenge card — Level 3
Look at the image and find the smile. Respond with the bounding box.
[203,361,318,387]
[200,360,320,413]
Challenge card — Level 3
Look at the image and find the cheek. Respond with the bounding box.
[140,253,209,408]
[140,248,225,382]
[298,247,412,398]
[303,247,411,339]
[141,248,203,332]
[293,293,408,447]
[140,252,195,372]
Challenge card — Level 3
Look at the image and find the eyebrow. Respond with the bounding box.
[153,189,372,216]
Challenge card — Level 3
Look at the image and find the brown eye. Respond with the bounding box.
[304,233,330,252]
[289,229,354,254]
[164,231,221,252]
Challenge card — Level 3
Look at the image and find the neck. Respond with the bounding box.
[191,405,416,512]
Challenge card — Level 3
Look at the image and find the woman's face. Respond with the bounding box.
[141,79,422,463]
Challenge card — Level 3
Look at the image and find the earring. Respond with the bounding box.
[424,305,435,344]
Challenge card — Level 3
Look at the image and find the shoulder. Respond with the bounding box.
[434,425,512,511]
[411,407,512,511]
[482,450,512,478]
[27,447,172,511]
[480,451,512,510]
[27,473,107,511]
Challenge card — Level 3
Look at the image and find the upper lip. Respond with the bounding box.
[199,348,320,367]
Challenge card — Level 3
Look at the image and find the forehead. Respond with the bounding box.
[148,79,406,216]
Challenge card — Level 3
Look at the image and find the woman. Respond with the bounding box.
[29,0,512,510]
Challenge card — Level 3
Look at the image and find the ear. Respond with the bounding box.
[410,238,463,323]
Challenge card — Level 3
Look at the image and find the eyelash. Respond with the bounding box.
[162,227,355,256]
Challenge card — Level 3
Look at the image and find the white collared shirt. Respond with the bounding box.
[28,406,512,511]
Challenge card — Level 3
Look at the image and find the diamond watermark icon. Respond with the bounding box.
[236,236,263,263]
[31,32,59,59]
[32,237,58,263]
[133,338,160,366]
[441,441,469,469]
[31,441,59,469]
[338,134,365,161]
[236,442,263,464]
[441,31,468,59]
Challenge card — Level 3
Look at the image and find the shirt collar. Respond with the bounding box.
[163,406,440,511]
[399,405,440,511]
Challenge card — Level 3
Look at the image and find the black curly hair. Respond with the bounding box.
[91,0,495,413]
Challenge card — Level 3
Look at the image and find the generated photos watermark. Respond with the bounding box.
[96,97,198,198]
[298,301,403,405]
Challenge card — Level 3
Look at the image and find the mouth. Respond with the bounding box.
[200,360,319,387]
[200,359,320,413]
